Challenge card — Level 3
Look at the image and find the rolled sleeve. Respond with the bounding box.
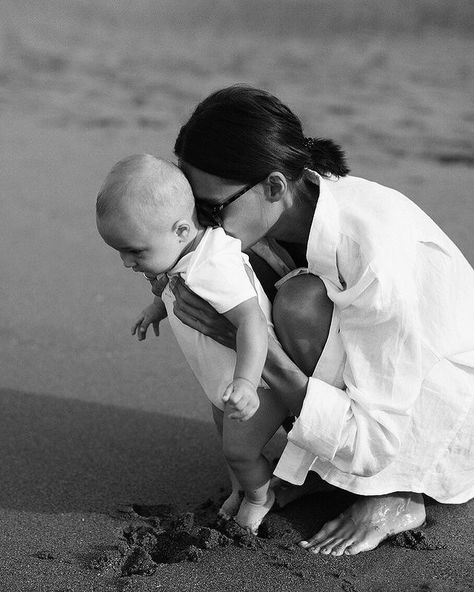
[287,377,350,462]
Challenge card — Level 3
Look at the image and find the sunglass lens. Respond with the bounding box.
[197,206,219,227]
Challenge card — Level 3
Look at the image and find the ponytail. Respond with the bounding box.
[303,137,350,178]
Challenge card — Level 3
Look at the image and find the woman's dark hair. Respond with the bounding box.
[174,85,349,184]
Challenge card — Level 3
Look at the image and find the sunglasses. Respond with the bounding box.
[196,178,266,226]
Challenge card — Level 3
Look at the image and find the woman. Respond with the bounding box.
[157,86,474,556]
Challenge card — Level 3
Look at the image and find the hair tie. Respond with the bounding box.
[303,136,316,151]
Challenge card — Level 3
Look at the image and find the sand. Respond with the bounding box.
[1,1,473,590]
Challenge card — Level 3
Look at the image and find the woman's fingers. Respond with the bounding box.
[172,278,214,318]
[170,277,237,348]
[172,302,209,334]
[173,300,215,328]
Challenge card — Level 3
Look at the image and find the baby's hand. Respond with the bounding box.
[131,300,167,341]
[222,378,259,421]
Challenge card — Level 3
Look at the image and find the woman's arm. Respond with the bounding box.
[263,335,308,416]
[156,277,236,347]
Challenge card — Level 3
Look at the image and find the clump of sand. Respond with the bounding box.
[90,500,266,577]
[390,529,447,551]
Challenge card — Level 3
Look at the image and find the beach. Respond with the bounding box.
[1,1,473,590]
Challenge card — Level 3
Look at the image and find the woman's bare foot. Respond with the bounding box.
[234,489,275,535]
[300,492,426,556]
[218,490,244,521]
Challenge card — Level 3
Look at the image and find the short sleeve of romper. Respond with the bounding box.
[184,227,257,314]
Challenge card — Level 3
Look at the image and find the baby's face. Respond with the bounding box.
[97,211,185,278]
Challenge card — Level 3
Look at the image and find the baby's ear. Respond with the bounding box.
[173,219,191,241]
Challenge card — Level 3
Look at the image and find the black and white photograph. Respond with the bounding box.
[1,1,473,590]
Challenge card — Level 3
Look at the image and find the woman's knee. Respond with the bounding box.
[272,274,333,376]
[273,274,332,333]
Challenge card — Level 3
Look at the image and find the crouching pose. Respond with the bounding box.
[168,85,474,555]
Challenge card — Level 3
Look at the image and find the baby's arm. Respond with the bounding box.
[131,296,167,341]
[222,297,268,421]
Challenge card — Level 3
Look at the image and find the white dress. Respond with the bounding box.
[161,227,274,410]
[273,170,474,504]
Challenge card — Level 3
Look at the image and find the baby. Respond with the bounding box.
[96,154,281,533]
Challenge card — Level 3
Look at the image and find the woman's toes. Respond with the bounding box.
[313,536,338,554]
[320,546,332,555]
[344,543,361,556]
[344,536,378,556]
[300,531,326,549]
[331,538,354,556]
[301,537,325,553]
[321,537,344,555]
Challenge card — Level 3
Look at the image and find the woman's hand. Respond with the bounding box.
[153,276,237,349]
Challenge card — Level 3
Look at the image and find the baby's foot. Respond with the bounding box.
[218,490,244,521]
[234,488,275,535]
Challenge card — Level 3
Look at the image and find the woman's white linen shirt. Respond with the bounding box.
[274,172,474,503]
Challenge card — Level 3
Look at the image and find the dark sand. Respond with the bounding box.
[1,1,473,590]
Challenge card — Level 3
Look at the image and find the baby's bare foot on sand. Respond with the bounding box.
[300,492,426,556]
[218,490,244,521]
[234,489,275,535]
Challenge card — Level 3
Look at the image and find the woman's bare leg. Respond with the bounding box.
[270,273,336,505]
[271,273,426,556]
[272,273,333,377]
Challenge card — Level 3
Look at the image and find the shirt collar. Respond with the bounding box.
[167,252,192,277]
[305,170,342,288]
[167,227,213,277]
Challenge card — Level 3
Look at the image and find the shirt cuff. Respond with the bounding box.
[273,441,316,485]
[287,377,350,462]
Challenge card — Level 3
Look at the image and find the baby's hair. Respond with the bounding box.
[96,154,194,222]
[175,85,349,185]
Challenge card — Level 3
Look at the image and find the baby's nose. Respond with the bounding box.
[120,252,134,267]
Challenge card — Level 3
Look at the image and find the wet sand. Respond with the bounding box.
[1,1,473,590]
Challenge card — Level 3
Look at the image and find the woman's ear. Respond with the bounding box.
[265,172,288,203]
[173,219,191,241]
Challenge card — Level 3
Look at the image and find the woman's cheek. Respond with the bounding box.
[224,217,263,249]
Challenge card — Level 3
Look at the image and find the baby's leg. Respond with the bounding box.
[222,388,288,534]
[212,405,244,519]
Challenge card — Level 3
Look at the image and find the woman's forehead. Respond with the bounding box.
[180,162,242,199]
